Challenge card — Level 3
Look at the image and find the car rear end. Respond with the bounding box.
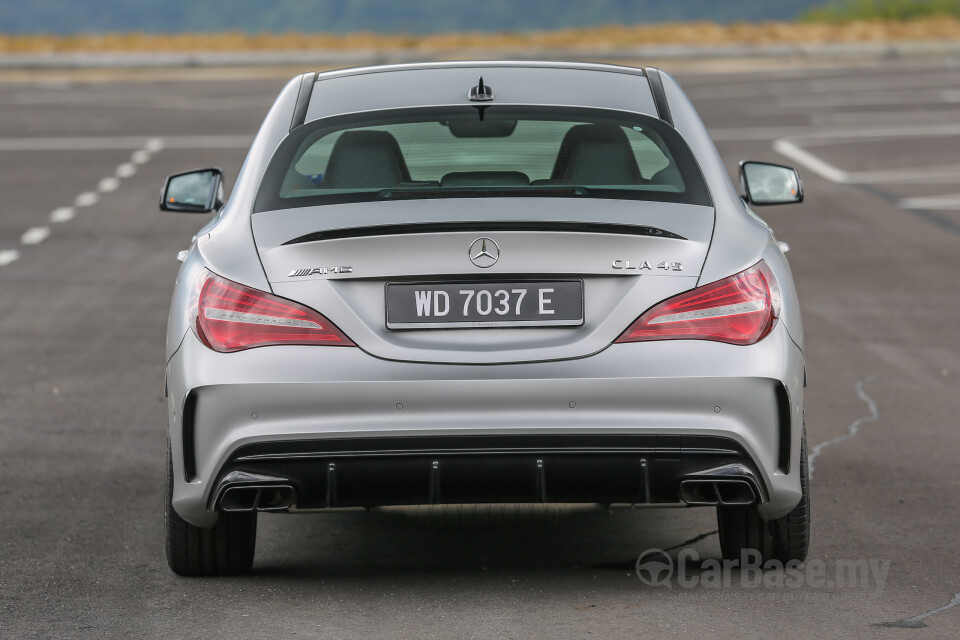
[164,62,807,573]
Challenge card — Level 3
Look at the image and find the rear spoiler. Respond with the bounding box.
[283,221,686,246]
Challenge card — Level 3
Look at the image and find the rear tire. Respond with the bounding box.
[165,443,257,576]
[716,426,810,564]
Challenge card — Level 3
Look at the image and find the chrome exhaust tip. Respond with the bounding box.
[680,479,757,506]
[679,463,765,506]
[219,484,296,512]
[220,486,259,511]
[213,471,296,512]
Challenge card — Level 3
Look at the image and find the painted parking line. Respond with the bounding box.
[899,194,960,210]
[144,137,165,153]
[785,123,960,145]
[773,124,960,185]
[772,139,850,183]
[772,124,960,236]
[710,123,960,145]
[98,176,120,193]
[50,207,76,223]
[774,90,960,110]
[687,70,960,101]
[97,176,120,193]
[74,191,99,207]
[0,249,20,266]
[115,162,136,178]
[20,226,51,245]
[0,135,249,152]
[1,137,167,266]
[2,92,268,111]
[847,166,960,185]
[776,140,960,186]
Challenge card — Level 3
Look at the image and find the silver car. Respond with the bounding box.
[161,61,808,576]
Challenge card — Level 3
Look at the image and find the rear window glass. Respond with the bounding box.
[254,106,711,212]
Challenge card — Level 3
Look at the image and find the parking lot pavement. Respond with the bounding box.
[0,58,958,638]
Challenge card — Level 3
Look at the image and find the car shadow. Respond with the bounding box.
[249,503,720,580]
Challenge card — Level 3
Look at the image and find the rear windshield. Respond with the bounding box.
[254,106,711,212]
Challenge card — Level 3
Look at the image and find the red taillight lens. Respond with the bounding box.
[615,261,781,346]
[195,272,355,352]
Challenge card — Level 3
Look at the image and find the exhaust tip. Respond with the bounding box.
[680,479,757,506]
[715,480,756,506]
[218,484,296,512]
[220,486,260,512]
[257,485,295,511]
[680,480,719,505]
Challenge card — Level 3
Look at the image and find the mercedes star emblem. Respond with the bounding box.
[468,237,500,268]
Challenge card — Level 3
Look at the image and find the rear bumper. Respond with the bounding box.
[166,323,804,527]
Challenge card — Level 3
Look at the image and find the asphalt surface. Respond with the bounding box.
[1,58,959,639]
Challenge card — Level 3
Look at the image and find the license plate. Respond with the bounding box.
[385,281,583,329]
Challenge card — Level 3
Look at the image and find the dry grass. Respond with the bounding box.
[2,18,960,54]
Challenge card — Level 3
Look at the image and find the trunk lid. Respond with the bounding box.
[252,198,713,364]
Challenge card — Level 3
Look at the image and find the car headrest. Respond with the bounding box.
[552,124,642,185]
[322,130,411,189]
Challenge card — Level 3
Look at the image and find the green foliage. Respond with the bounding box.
[801,0,960,21]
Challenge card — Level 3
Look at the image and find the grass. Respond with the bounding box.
[802,0,960,22]
[1,18,959,54]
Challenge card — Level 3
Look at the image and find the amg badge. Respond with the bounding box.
[287,266,353,277]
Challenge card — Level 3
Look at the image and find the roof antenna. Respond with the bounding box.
[468,76,494,102]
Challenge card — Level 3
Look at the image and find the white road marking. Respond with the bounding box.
[774,90,960,110]
[144,137,165,153]
[850,166,960,185]
[783,123,960,146]
[0,136,154,151]
[773,139,851,183]
[98,176,120,193]
[3,93,267,111]
[50,207,76,223]
[115,162,136,178]
[711,123,960,144]
[810,110,960,128]
[146,135,246,149]
[681,60,953,87]
[708,126,812,142]
[774,136,960,186]
[74,191,99,207]
[809,377,878,479]
[900,194,960,210]
[131,149,151,164]
[688,71,960,101]
[7,137,165,266]
[0,249,20,266]
[20,226,51,245]
[0,135,249,152]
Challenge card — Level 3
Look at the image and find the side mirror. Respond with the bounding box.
[739,161,803,206]
[160,168,223,213]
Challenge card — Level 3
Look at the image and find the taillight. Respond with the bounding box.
[195,271,354,352]
[615,261,780,346]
